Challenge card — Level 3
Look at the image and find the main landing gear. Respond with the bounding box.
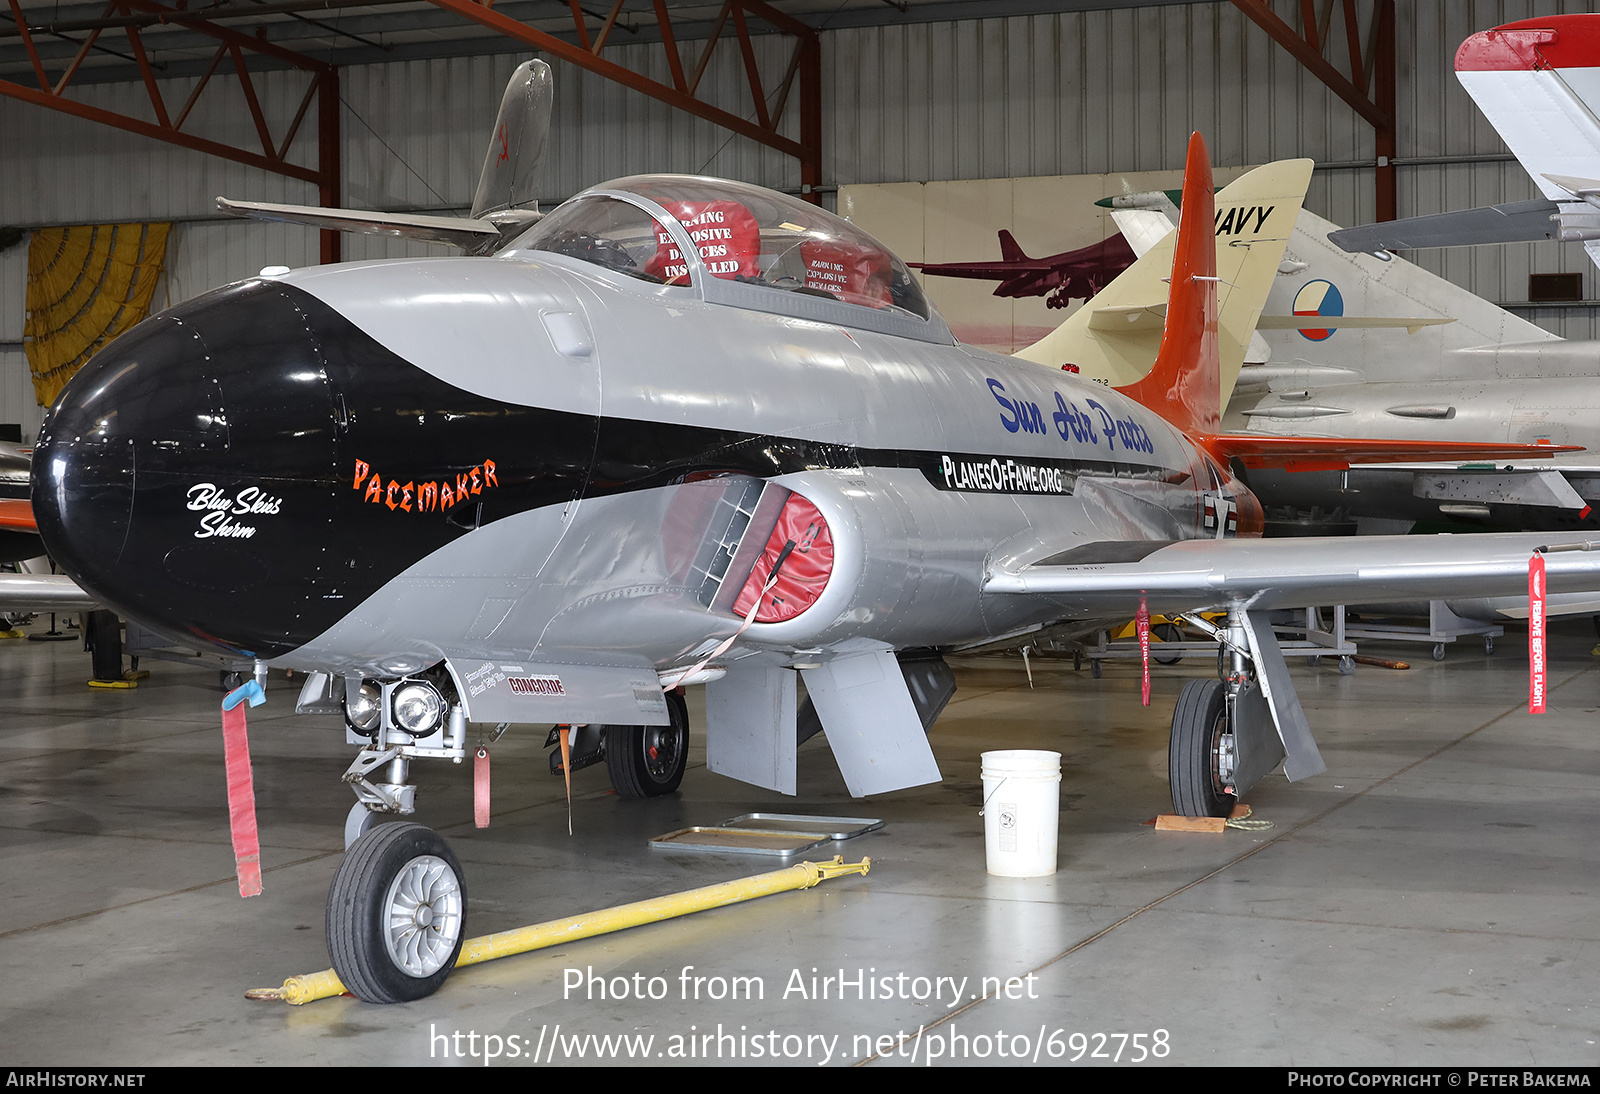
[606,690,690,798]
[1169,678,1235,818]
[1166,610,1311,818]
[546,690,691,799]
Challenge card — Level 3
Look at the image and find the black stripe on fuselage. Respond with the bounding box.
[37,278,1189,659]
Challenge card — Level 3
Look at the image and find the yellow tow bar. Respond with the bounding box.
[248,855,871,1005]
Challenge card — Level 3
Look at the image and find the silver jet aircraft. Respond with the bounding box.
[30,76,1600,1001]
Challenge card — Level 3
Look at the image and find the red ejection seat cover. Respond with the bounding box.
[644,199,762,285]
[801,239,892,308]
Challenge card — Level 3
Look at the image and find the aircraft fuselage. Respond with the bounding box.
[33,234,1257,717]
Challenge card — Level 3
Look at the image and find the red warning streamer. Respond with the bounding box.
[474,748,491,829]
[1137,599,1151,707]
[1529,553,1547,714]
[220,684,264,898]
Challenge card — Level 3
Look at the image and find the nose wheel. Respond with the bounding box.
[327,822,466,1003]
[604,690,689,798]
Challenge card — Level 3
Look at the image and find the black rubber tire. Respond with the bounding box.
[1169,678,1236,819]
[605,690,689,799]
[326,823,466,1004]
[1152,622,1184,665]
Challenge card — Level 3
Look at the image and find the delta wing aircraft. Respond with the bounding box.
[31,63,1600,1001]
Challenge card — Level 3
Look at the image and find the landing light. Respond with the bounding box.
[392,680,446,736]
[344,682,382,735]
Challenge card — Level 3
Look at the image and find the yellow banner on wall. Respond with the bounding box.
[25,222,172,408]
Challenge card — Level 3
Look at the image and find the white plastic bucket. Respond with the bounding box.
[981,750,1062,877]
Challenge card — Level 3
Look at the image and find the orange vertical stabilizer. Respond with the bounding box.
[1114,132,1219,437]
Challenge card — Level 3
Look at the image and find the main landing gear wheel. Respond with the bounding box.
[605,690,689,799]
[1152,622,1184,665]
[1169,678,1236,819]
[327,823,466,1004]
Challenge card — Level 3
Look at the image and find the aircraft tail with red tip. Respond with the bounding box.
[1113,133,1220,437]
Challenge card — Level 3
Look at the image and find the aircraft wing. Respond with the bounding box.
[1326,198,1564,252]
[216,198,504,252]
[984,532,1600,616]
[0,573,99,612]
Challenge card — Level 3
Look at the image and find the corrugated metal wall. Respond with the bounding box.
[1,0,1595,437]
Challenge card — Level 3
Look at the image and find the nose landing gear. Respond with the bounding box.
[326,822,466,1004]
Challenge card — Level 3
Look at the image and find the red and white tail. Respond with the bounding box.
[1113,131,1220,437]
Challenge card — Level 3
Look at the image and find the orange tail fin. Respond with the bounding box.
[1113,132,1219,436]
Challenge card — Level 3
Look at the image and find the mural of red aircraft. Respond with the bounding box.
[908,230,1136,309]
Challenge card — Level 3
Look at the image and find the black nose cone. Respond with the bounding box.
[35,310,222,584]
[34,279,339,656]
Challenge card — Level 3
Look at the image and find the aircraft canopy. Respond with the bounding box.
[520,176,932,324]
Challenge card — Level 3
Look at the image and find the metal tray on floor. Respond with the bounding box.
[650,813,883,856]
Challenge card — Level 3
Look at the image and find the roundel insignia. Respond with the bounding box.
[1293,279,1343,341]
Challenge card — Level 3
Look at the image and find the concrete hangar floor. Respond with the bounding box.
[1,619,1596,1068]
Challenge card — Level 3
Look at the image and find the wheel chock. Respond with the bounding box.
[1153,803,1257,832]
[87,678,137,689]
[1155,814,1226,832]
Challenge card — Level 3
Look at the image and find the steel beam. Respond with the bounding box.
[1,0,341,258]
[1230,0,1395,220]
[423,0,820,197]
